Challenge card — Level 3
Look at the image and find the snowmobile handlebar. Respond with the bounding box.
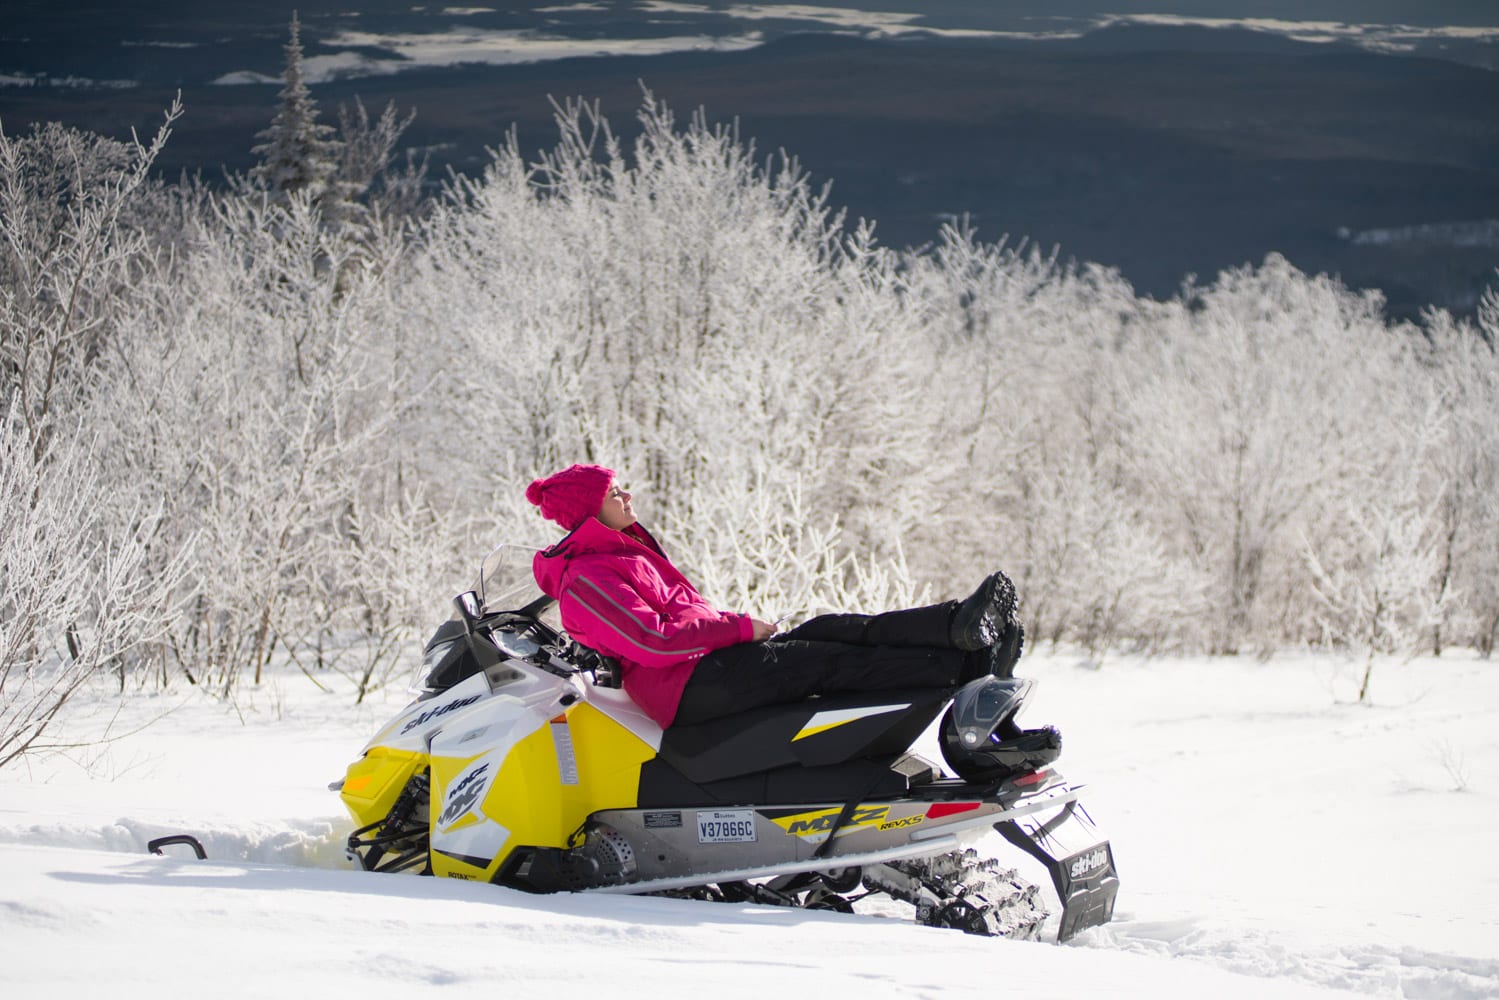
[451,587,619,689]
[472,610,619,688]
[567,643,624,688]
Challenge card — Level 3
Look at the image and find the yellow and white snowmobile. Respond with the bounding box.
[335,547,1118,942]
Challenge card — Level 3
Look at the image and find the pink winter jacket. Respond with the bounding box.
[532,519,753,727]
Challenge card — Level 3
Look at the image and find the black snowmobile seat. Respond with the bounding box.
[659,687,951,784]
[634,748,941,809]
[634,689,951,808]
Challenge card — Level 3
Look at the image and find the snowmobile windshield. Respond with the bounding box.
[948,677,1034,747]
[407,544,549,693]
[473,544,544,615]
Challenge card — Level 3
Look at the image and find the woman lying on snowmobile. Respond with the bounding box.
[525,463,1026,730]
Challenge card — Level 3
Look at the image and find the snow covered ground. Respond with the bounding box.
[2,650,1496,998]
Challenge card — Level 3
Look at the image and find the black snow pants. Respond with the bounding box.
[671,600,972,726]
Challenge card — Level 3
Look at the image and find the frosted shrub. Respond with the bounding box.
[1305,401,1450,699]
[399,93,930,612]
[1422,299,1499,655]
[5,86,1499,748]
[0,405,178,766]
[895,223,1190,647]
[0,105,180,450]
[90,185,442,696]
[0,107,190,765]
[1123,258,1410,651]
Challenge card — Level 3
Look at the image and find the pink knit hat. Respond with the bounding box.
[525,464,615,530]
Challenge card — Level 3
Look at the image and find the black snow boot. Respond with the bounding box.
[986,620,1025,680]
[949,571,1016,651]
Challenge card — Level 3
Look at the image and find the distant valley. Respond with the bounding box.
[4,6,1498,318]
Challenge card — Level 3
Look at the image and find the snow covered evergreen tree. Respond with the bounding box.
[251,13,340,207]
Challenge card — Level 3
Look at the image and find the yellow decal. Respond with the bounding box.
[791,704,909,742]
[791,719,856,741]
[877,814,924,832]
[772,805,890,838]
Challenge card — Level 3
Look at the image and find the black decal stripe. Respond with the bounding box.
[433,848,493,870]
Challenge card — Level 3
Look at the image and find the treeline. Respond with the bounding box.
[2,91,1497,763]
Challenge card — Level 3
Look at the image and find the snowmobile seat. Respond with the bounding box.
[635,749,941,808]
[658,686,952,784]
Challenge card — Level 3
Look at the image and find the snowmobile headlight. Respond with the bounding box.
[414,636,464,690]
[422,637,460,673]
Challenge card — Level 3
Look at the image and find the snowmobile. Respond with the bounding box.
[334,546,1119,942]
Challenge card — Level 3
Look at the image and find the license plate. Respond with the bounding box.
[696,809,757,844]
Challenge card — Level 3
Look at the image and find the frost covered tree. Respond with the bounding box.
[1423,293,1499,655]
[0,104,180,454]
[251,13,341,208]
[7,86,1499,735]
[0,403,182,768]
[0,106,189,769]
[1124,258,1409,652]
[1480,278,1499,347]
[92,184,429,695]
[400,93,933,616]
[1305,413,1446,701]
[892,221,1218,652]
[336,96,426,222]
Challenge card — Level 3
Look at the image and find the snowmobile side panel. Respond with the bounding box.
[430,700,656,879]
[565,701,659,803]
[361,671,497,753]
[584,683,663,752]
[429,748,499,879]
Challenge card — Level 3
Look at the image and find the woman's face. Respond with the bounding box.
[597,481,636,530]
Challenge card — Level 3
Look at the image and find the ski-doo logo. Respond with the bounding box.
[1068,847,1110,881]
[401,695,481,734]
[439,762,490,826]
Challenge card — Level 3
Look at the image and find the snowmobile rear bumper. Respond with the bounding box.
[996,800,1118,942]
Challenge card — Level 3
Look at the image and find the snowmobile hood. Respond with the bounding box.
[532,518,666,598]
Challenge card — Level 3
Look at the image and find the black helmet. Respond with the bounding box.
[939,676,1061,782]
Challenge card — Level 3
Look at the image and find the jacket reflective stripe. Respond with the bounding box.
[568,577,709,660]
[576,574,675,640]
